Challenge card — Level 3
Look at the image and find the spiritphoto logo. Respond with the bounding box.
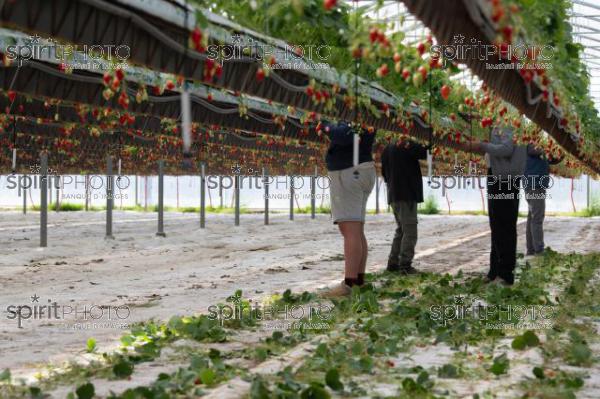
[431,34,554,71]
[5,34,131,70]
[429,171,554,196]
[207,301,333,330]
[429,295,556,330]
[4,294,131,329]
[5,173,131,191]
[207,34,331,66]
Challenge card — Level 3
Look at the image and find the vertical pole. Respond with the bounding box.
[135,175,138,207]
[263,167,269,225]
[200,162,206,228]
[587,174,591,210]
[156,160,166,237]
[40,153,48,247]
[176,176,180,210]
[55,179,60,212]
[289,175,294,221]
[106,156,114,239]
[375,177,380,214]
[85,174,89,211]
[22,178,27,215]
[219,177,223,208]
[144,176,148,211]
[234,175,240,226]
[311,167,316,219]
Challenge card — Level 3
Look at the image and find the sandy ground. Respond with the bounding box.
[1,210,599,386]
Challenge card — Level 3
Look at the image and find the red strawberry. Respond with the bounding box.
[323,0,336,11]
[492,7,504,23]
[191,27,202,44]
[440,84,451,100]
[369,28,378,43]
[7,90,16,103]
[502,26,513,42]
[376,63,389,77]
[401,68,410,81]
[103,73,112,86]
[111,78,120,91]
[256,68,265,82]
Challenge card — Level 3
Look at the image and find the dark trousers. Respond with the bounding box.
[388,201,418,266]
[487,171,520,284]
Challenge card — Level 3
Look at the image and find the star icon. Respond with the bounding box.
[454,295,465,305]
[31,294,40,303]
[454,163,465,175]
[453,34,465,44]
[231,34,242,44]
[29,34,42,44]
[231,163,242,175]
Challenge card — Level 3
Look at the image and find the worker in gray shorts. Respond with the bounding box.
[324,121,376,296]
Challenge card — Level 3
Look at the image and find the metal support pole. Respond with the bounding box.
[85,174,89,211]
[40,153,48,247]
[200,162,206,228]
[375,177,380,214]
[289,175,294,221]
[134,175,138,207]
[144,176,148,211]
[156,160,166,237]
[219,177,223,208]
[55,180,60,212]
[263,168,269,225]
[234,175,240,226]
[106,156,114,239]
[22,179,27,215]
[311,168,316,219]
[587,174,591,209]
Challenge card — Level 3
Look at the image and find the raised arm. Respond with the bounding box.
[480,139,514,157]
[381,145,389,183]
[409,142,428,160]
[325,122,353,146]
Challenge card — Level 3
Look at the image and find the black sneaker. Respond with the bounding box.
[399,263,419,275]
[386,263,401,272]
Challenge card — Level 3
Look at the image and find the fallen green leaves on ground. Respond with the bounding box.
[0,251,598,398]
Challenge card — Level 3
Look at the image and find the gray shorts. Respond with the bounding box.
[328,162,376,224]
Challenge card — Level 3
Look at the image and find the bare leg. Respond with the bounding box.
[359,225,368,274]
[337,221,363,279]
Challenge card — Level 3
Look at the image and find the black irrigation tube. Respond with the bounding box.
[0,61,324,142]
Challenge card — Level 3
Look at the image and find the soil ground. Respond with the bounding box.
[1,211,599,395]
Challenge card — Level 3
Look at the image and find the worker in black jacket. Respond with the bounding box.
[381,140,428,274]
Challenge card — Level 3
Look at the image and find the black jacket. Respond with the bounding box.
[325,122,375,171]
[381,141,427,203]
